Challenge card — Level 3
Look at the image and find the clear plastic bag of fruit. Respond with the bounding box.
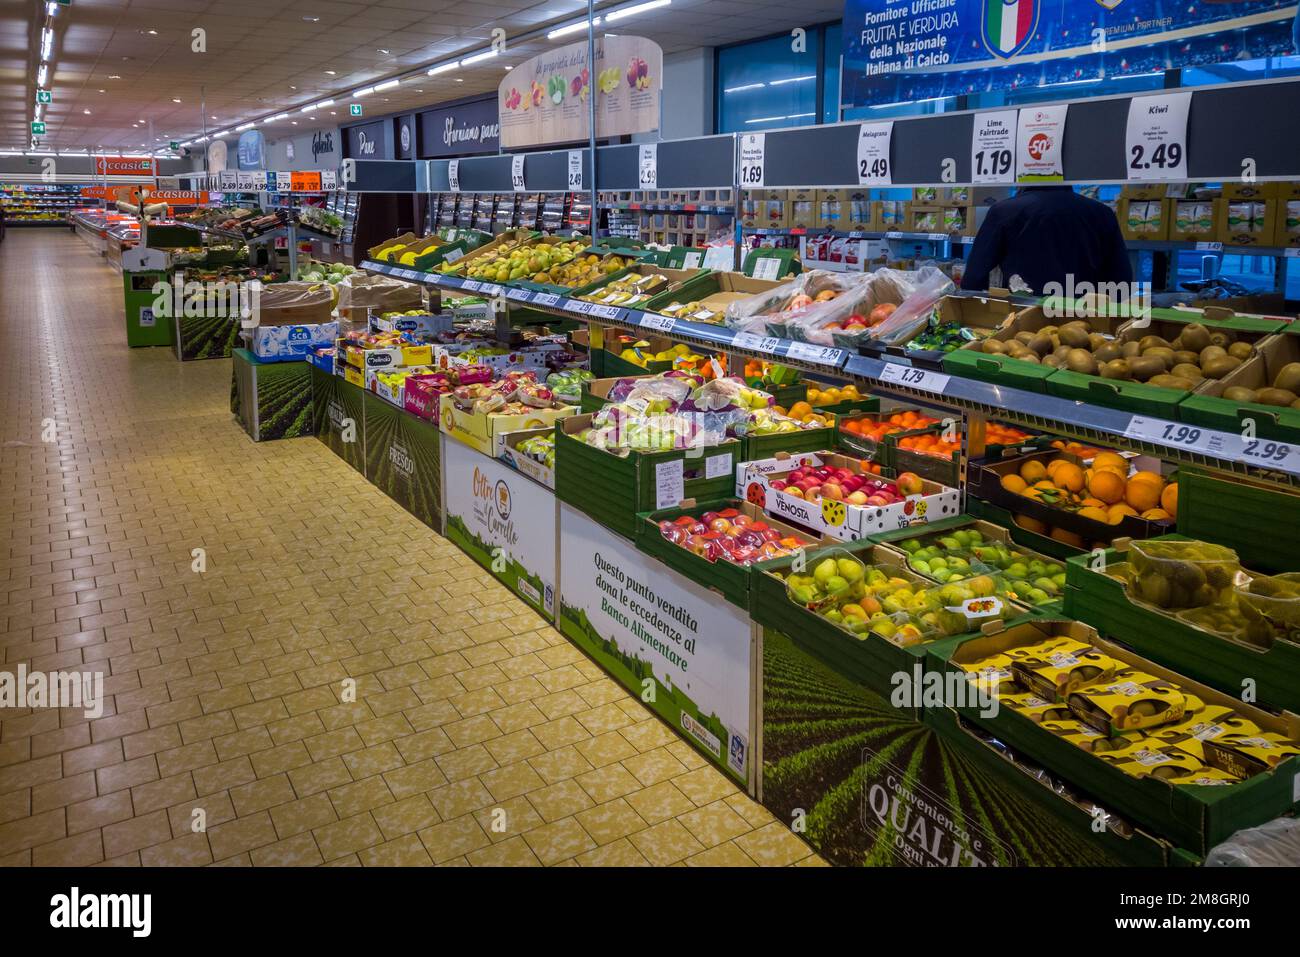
[605,375,692,413]
[859,266,956,347]
[784,268,920,347]
[679,376,773,414]
[722,270,867,338]
[1235,572,1300,645]
[658,507,810,567]
[1126,539,1241,611]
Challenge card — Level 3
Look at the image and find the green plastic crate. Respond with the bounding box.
[942,348,1054,393]
[1177,466,1300,575]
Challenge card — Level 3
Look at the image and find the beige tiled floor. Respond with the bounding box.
[0,230,821,867]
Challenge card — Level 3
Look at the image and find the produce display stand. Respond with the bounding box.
[230,349,314,442]
[335,82,1300,864]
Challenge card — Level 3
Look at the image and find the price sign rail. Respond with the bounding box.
[360,259,1300,481]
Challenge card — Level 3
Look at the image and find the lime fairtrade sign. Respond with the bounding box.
[37,90,52,105]
[31,121,46,135]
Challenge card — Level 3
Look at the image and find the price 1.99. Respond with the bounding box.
[1159,423,1202,445]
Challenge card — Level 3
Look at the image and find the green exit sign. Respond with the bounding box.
[36,90,52,105]
[350,104,363,116]
[169,141,180,151]
[31,121,46,135]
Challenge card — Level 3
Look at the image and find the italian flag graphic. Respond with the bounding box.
[986,0,1035,56]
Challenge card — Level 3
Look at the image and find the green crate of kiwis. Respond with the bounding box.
[1178,327,1300,442]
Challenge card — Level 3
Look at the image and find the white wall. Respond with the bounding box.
[633,46,714,142]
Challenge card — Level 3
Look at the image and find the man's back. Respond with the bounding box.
[960,186,1133,293]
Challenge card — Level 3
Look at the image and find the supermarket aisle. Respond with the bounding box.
[0,231,819,867]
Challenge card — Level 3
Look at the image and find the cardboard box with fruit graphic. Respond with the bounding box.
[439,393,575,457]
[927,618,1300,855]
[736,451,960,542]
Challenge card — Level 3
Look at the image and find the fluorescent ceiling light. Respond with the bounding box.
[374,79,399,92]
[26,150,56,156]
[869,95,946,109]
[194,136,207,142]
[724,83,764,93]
[769,74,815,86]
[60,149,88,155]
[461,49,498,66]
[606,0,671,22]
[179,140,191,146]
[235,122,255,131]
[46,2,58,16]
[41,27,54,61]
[268,113,289,121]
[428,61,459,75]
[744,113,814,124]
[37,65,48,86]
[353,86,375,98]
[548,18,600,39]
[315,99,334,108]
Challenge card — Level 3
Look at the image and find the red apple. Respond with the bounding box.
[769,480,787,491]
[822,482,844,501]
[865,494,889,507]
[896,471,924,496]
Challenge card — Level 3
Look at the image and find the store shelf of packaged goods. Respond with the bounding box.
[743,226,976,244]
[362,256,1300,483]
[608,203,735,215]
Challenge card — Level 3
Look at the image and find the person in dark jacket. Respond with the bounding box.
[960,186,1133,294]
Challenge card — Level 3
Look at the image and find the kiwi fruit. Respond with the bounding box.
[1039,325,1059,339]
[1273,362,1300,394]
[1227,341,1255,361]
[1093,342,1122,364]
[981,338,1007,354]
[1199,345,1228,365]
[1179,323,1212,352]
[1128,701,1159,718]
[1065,349,1098,375]
[1171,350,1200,367]
[1052,344,1074,361]
[1100,359,1132,380]
[1256,387,1299,407]
[1223,386,1260,404]
[1026,333,1054,356]
[1015,331,1036,346]
[1210,331,1231,348]
[1043,353,1063,368]
[1138,335,1170,352]
[1088,333,1109,350]
[1015,352,1041,364]
[1201,355,1243,379]
[1148,374,1197,391]
[1171,363,1205,381]
[1058,324,1092,349]
[1142,346,1175,368]
[1121,340,1142,358]
[1127,355,1165,382]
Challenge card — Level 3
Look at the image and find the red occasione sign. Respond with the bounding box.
[94,156,155,175]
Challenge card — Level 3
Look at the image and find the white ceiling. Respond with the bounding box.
[1,0,844,151]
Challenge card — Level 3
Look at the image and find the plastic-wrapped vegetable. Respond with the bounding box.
[680,376,773,414]
[784,268,921,347]
[723,270,868,336]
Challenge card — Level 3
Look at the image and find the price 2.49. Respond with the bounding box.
[1130,141,1183,172]
[860,158,888,180]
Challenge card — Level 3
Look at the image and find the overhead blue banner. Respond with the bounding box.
[236,129,265,170]
[840,0,1298,110]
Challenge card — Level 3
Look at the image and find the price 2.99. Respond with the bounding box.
[1243,439,1292,463]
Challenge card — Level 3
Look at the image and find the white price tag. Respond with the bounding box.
[1125,416,1300,473]
[732,332,779,354]
[568,300,594,315]
[443,247,464,263]
[705,453,733,481]
[879,363,951,394]
[479,283,503,297]
[751,257,782,281]
[857,122,893,186]
[1196,242,1223,252]
[506,288,531,302]
[448,159,460,192]
[462,279,481,292]
[511,155,526,191]
[590,305,623,320]
[655,459,685,510]
[786,342,845,366]
[641,314,676,332]
[1016,104,1068,181]
[739,133,766,188]
[533,293,561,307]
[1125,92,1192,181]
[970,110,1018,185]
[682,251,703,269]
[1286,248,1300,258]
[702,246,734,270]
[638,144,657,190]
[568,150,583,190]
[320,169,337,190]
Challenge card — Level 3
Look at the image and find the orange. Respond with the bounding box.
[1046,459,1067,478]
[1092,451,1128,474]
[1050,527,1086,548]
[788,401,813,420]
[1161,483,1178,519]
[1141,508,1172,522]
[1014,514,1048,535]
[1019,460,1048,484]
[1053,462,1085,493]
[1087,469,1126,505]
[1081,497,1107,509]
[1079,506,1111,523]
[1108,503,1138,524]
[1124,479,1161,513]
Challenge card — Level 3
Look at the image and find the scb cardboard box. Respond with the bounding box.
[734,451,961,541]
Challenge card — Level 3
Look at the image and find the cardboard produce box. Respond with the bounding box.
[1169,198,1220,243]
[735,450,961,542]
[439,393,574,457]
[843,193,878,232]
[257,282,335,326]
[498,427,555,489]
[788,189,818,230]
[1118,197,1172,241]
[1273,185,1300,248]
[815,189,846,230]
[1217,198,1276,247]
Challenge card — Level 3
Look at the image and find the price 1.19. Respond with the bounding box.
[973,148,1012,179]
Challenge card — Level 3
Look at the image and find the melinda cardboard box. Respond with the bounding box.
[439,393,574,457]
[735,450,960,541]
[340,340,434,371]
[499,427,555,489]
